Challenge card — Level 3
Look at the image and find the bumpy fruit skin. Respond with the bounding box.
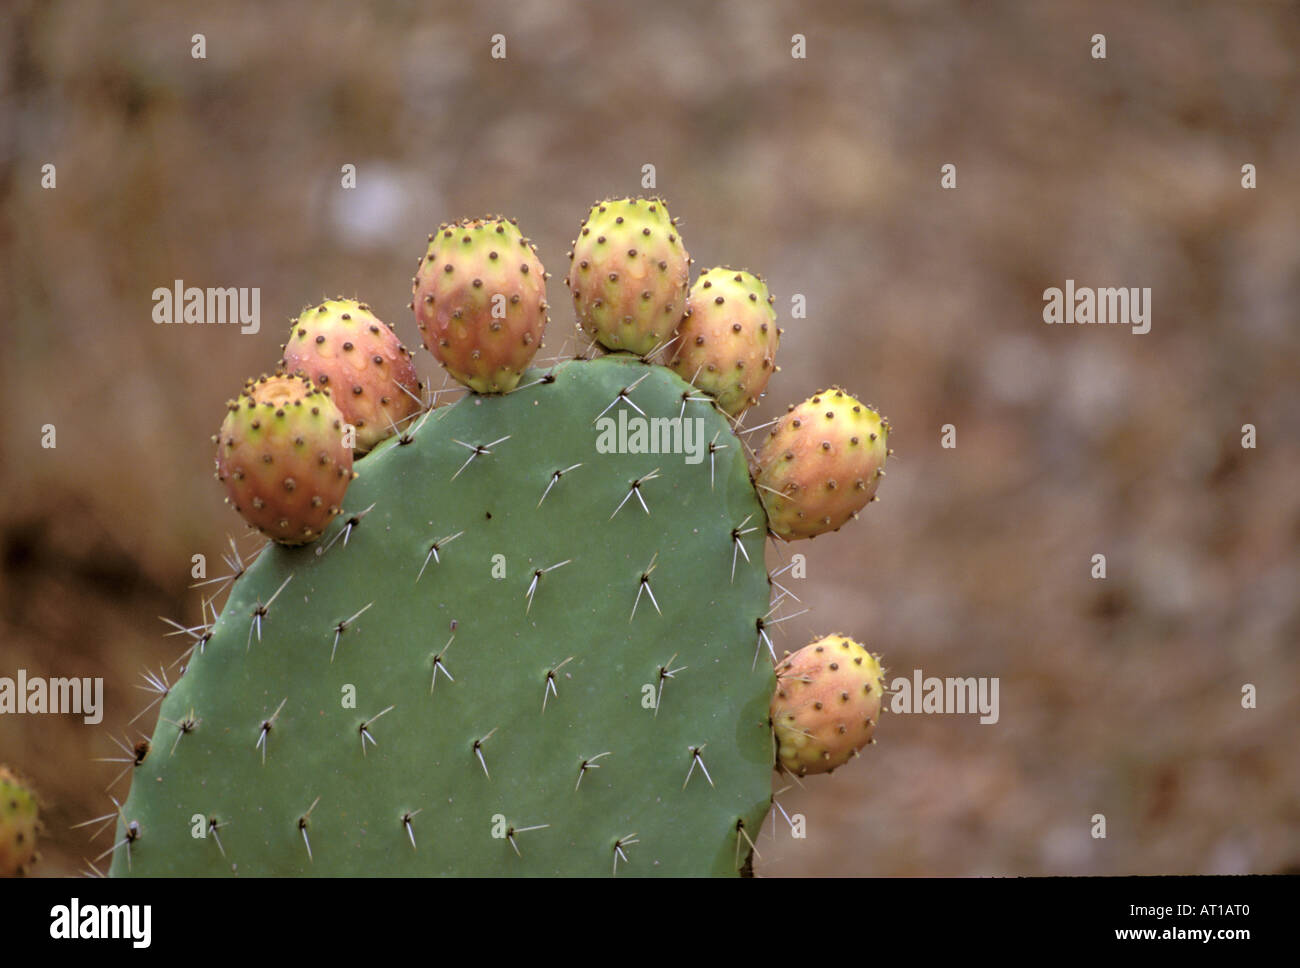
[755,388,889,540]
[214,374,354,546]
[566,197,690,356]
[282,298,422,454]
[412,217,548,393]
[0,766,40,875]
[669,267,779,416]
[770,635,884,776]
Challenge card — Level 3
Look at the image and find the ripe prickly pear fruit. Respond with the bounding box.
[755,388,890,540]
[770,635,885,776]
[669,267,779,416]
[412,216,548,393]
[0,766,40,875]
[282,298,422,454]
[566,197,690,356]
[213,374,354,546]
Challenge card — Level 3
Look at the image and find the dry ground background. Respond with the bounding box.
[1,0,1297,876]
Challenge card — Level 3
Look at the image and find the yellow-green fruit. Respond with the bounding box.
[566,197,690,356]
[770,635,884,776]
[0,766,40,875]
[413,216,549,394]
[755,388,889,539]
[669,267,779,416]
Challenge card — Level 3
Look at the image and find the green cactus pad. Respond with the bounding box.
[112,355,774,876]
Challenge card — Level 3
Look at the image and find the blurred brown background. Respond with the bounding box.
[1,0,1296,876]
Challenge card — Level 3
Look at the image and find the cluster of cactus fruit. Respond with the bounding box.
[92,197,891,877]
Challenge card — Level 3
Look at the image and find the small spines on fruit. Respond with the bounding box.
[412,216,549,394]
[213,374,355,546]
[0,766,40,875]
[755,388,890,540]
[770,635,885,776]
[565,197,690,357]
[282,298,422,454]
[669,267,779,416]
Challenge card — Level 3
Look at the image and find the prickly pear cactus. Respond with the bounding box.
[214,374,355,546]
[670,267,779,417]
[413,217,549,393]
[567,197,690,356]
[771,635,885,776]
[111,355,774,876]
[281,298,423,454]
[0,766,40,875]
[756,388,890,540]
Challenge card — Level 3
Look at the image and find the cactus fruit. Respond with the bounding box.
[281,298,422,454]
[755,388,890,540]
[0,766,40,875]
[412,217,548,393]
[669,268,779,416]
[566,197,690,356]
[770,635,885,776]
[115,356,774,876]
[214,374,355,546]
[109,200,897,877]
